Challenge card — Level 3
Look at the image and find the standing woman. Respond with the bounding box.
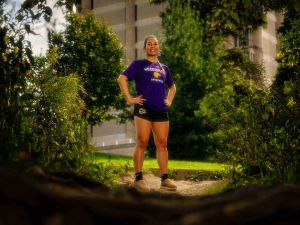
[117,35,177,192]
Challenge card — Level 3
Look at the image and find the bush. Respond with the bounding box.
[199,48,300,184]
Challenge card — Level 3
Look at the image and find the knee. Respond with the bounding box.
[136,138,149,150]
[155,139,168,149]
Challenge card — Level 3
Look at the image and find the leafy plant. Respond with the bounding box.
[0,1,37,160]
[199,47,299,184]
[24,49,88,169]
[49,12,125,126]
[0,2,124,186]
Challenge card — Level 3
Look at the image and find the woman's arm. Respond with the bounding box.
[117,75,145,105]
[164,84,176,107]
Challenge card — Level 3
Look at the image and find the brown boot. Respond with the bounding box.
[160,178,177,191]
[134,179,150,192]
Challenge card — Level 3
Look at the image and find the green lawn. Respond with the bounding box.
[92,152,226,171]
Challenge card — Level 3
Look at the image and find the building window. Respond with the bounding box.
[134,4,137,21]
[249,51,254,62]
[135,26,138,43]
[234,27,253,48]
[234,27,254,61]
[90,0,94,10]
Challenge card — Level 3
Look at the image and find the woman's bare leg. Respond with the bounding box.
[134,116,152,173]
[152,121,169,174]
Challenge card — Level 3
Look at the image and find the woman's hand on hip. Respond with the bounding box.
[127,95,146,105]
[164,99,172,107]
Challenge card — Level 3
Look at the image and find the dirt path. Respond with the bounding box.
[120,172,224,196]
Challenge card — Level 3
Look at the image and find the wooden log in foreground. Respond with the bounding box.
[0,168,300,225]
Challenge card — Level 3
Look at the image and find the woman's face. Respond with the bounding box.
[145,37,160,57]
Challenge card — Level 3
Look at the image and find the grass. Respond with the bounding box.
[199,180,230,196]
[91,152,230,194]
[92,152,226,172]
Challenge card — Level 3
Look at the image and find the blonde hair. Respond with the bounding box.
[144,35,166,75]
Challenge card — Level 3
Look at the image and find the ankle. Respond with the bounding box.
[161,173,168,182]
[135,171,143,182]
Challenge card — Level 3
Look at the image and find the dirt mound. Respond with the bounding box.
[1,167,300,225]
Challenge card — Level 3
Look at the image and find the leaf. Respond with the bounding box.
[24,24,31,33]
[214,9,223,17]
[33,12,42,20]
[21,0,34,9]
[269,107,275,116]
[44,6,53,17]
[15,14,24,22]
[230,11,240,23]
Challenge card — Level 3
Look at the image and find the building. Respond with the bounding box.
[226,11,283,85]
[81,0,168,64]
[80,0,283,155]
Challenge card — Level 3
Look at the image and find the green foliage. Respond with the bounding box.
[79,161,120,187]
[158,0,224,159]
[278,16,300,69]
[49,12,125,125]
[153,0,272,37]
[198,1,299,184]
[187,170,225,181]
[199,47,299,184]
[154,0,300,185]
[25,49,88,169]
[0,1,34,160]
[18,0,52,23]
[0,2,122,186]
[267,9,300,183]
[275,9,300,110]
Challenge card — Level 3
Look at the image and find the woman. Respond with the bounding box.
[117,35,177,192]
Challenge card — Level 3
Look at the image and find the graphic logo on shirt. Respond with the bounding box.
[144,66,164,83]
[153,71,161,78]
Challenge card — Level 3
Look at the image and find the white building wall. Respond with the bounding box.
[260,11,282,85]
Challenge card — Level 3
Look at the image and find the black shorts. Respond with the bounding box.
[134,104,169,122]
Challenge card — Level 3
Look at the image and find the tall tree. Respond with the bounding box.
[151,0,299,37]
[0,0,88,168]
[270,5,300,181]
[152,0,300,183]
[0,0,119,185]
[49,12,124,126]
[157,0,223,159]
[0,0,50,160]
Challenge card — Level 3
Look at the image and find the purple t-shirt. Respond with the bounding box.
[122,59,174,112]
